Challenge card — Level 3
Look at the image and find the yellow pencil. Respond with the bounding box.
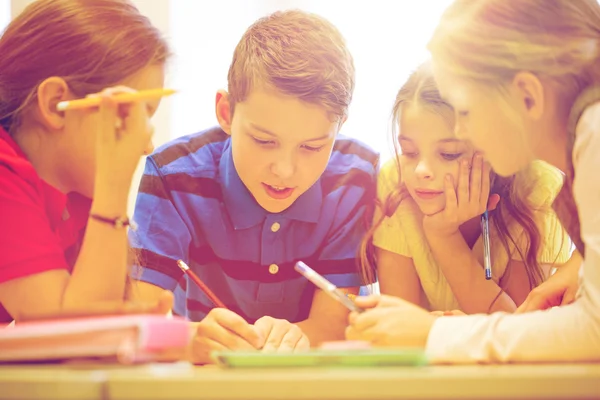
[56,88,176,111]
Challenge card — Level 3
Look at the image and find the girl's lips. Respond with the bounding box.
[414,189,443,200]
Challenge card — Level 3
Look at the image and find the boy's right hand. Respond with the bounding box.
[190,308,264,364]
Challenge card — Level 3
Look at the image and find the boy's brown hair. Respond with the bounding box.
[227,9,354,122]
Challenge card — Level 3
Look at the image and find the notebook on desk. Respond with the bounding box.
[0,315,190,364]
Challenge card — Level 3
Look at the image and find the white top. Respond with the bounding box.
[425,101,600,363]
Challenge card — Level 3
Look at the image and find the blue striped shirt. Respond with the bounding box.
[130,127,378,323]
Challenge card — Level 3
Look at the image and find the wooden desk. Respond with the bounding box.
[1,363,599,400]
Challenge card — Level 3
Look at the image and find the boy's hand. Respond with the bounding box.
[191,308,263,364]
[254,316,310,352]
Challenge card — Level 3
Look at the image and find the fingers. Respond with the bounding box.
[458,158,470,204]
[348,308,384,332]
[515,287,552,314]
[97,93,118,146]
[253,316,274,348]
[294,335,311,352]
[90,86,152,149]
[443,174,458,216]
[345,324,381,344]
[263,323,304,353]
[190,335,228,365]
[197,309,262,350]
[352,294,380,309]
[560,290,577,306]
[470,154,483,207]
[254,317,307,353]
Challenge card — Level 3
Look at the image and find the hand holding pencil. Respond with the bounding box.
[78,86,174,189]
[57,88,175,111]
[177,260,264,364]
[177,260,310,364]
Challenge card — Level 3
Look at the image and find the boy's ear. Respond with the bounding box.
[36,77,71,130]
[215,90,232,135]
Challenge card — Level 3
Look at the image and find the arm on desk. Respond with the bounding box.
[295,287,359,347]
[0,187,134,320]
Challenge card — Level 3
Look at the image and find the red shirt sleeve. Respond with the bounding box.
[0,165,69,284]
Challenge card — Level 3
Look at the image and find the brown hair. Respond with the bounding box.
[360,62,556,293]
[428,0,600,255]
[227,9,354,122]
[0,0,170,135]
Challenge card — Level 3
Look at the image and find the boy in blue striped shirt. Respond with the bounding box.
[129,10,378,364]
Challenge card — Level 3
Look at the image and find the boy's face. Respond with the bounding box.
[223,89,340,213]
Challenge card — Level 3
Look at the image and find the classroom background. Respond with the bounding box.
[1,0,452,214]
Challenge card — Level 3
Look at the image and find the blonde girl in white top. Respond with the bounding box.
[347,0,600,363]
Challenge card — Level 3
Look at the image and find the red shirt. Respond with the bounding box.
[0,128,91,322]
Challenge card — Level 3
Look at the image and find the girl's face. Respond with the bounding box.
[398,104,475,215]
[431,61,538,177]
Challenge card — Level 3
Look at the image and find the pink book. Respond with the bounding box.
[0,315,191,364]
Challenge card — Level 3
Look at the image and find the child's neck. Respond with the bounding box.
[459,216,482,249]
[14,127,70,194]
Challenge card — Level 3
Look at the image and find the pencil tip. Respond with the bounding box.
[177,260,189,271]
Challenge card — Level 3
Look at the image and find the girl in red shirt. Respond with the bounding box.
[0,0,172,322]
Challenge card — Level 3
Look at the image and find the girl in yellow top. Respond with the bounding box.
[361,62,570,314]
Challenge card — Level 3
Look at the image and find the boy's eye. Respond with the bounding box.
[252,137,274,146]
[441,153,462,161]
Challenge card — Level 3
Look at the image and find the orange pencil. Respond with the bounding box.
[56,88,176,111]
[177,260,228,309]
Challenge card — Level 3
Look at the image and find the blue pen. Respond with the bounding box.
[481,210,492,280]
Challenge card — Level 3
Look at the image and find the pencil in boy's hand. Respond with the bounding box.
[177,260,228,309]
[56,88,176,111]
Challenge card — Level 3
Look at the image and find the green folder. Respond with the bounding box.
[212,348,428,368]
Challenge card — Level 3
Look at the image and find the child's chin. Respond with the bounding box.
[417,203,444,216]
[258,197,295,213]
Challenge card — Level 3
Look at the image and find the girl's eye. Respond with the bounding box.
[458,110,469,117]
[400,148,419,158]
[441,153,462,161]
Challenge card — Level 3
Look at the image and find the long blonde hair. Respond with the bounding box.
[359,62,555,292]
[428,0,600,255]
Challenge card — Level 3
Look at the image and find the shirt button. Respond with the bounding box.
[270,222,280,232]
[268,264,279,274]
